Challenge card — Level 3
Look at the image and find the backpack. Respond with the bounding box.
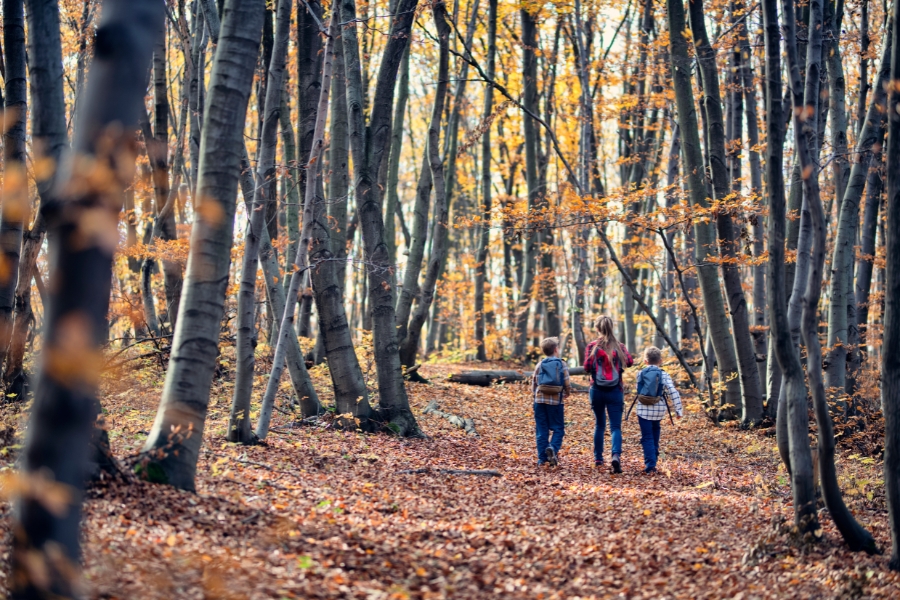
[536,357,565,395]
[636,365,663,405]
[589,343,621,389]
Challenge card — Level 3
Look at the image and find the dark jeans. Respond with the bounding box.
[638,416,662,470]
[534,402,565,463]
[590,385,623,462]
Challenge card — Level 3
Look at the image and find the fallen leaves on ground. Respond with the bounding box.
[1,361,898,599]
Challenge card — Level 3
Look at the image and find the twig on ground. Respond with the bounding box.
[398,467,502,477]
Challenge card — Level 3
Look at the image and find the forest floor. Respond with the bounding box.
[2,359,900,599]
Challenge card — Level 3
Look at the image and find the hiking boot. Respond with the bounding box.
[593,460,604,469]
[545,447,558,467]
[611,454,622,474]
[644,467,658,475]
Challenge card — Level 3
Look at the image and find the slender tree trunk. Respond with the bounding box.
[828,27,892,404]
[474,0,497,362]
[773,0,820,533]
[0,0,28,369]
[279,86,300,285]
[338,0,421,435]
[328,27,350,298]
[227,0,291,444]
[666,0,742,413]
[514,7,540,357]
[10,1,162,594]
[822,0,854,398]
[398,3,451,368]
[856,148,884,345]
[255,15,336,441]
[384,46,410,266]
[882,0,900,571]
[396,155,432,345]
[688,0,763,426]
[141,0,264,491]
[792,0,877,553]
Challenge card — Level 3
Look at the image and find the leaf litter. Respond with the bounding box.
[1,360,898,599]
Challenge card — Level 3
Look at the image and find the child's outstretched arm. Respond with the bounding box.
[662,371,683,417]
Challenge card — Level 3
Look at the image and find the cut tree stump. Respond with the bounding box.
[447,367,586,386]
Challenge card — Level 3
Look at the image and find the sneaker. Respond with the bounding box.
[611,454,622,474]
[593,460,604,468]
[545,447,558,467]
[644,467,658,474]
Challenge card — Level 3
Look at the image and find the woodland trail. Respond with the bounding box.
[3,361,898,599]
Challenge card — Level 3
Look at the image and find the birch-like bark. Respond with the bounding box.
[474,0,497,362]
[398,2,451,368]
[666,0,742,413]
[882,2,900,571]
[339,0,421,434]
[255,16,335,441]
[141,0,264,491]
[10,1,162,593]
[227,0,292,444]
[688,0,763,425]
[0,0,28,369]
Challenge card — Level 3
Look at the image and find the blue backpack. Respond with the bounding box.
[536,357,565,393]
[636,365,664,403]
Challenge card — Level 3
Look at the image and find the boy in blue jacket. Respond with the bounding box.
[532,337,571,467]
[633,347,683,473]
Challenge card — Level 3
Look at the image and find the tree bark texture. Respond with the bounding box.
[666,0,741,413]
[141,0,264,491]
[227,0,292,444]
[339,0,421,435]
[10,1,162,595]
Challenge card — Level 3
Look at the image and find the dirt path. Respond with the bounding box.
[3,362,898,598]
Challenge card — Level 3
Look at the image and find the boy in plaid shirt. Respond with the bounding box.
[532,337,571,467]
[634,346,683,473]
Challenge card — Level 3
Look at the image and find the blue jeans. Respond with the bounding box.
[638,416,662,470]
[590,385,623,462]
[534,403,565,463]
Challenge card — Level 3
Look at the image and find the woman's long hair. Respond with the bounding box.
[594,315,622,359]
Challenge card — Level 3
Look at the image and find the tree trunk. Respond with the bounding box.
[882,0,900,572]
[398,3,451,368]
[513,7,539,358]
[473,0,497,363]
[10,1,162,595]
[384,45,410,266]
[790,0,877,553]
[856,149,884,346]
[328,26,350,298]
[255,15,336,441]
[141,0,264,491]
[338,0,421,435]
[666,0,741,413]
[396,153,432,345]
[0,0,28,369]
[773,0,820,533]
[227,0,291,444]
[827,27,892,406]
[688,0,763,426]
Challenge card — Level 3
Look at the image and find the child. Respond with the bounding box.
[633,346,683,473]
[532,337,571,467]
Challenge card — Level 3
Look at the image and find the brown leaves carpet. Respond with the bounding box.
[2,362,899,599]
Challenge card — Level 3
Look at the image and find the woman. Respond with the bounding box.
[583,315,633,473]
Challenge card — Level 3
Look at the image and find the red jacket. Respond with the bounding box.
[583,340,633,389]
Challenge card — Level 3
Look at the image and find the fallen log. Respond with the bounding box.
[399,468,501,477]
[447,366,587,386]
[422,400,478,435]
